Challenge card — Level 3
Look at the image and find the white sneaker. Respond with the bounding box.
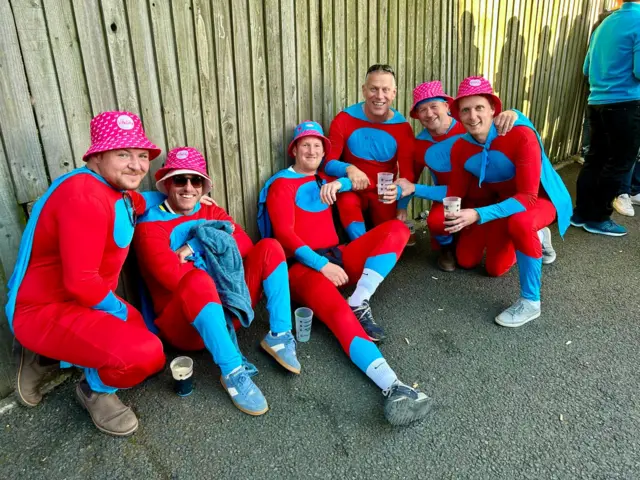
[630,193,640,206]
[613,194,635,217]
[539,227,556,265]
[495,298,541,328]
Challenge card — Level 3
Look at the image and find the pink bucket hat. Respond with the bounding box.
[450,76,502,120]
[409,81,454,119]
[287,121,331,158]
[82,111,161,161]
[155,147,212,195]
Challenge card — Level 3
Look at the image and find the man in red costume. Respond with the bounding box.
[323,64,415,239]
[257,121,433,426]
[7,111,166,436]
[397,80,517,271]
[134,147,299,416]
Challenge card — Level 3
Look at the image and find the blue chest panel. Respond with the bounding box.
[113,198,135,248]
[295,181,329,213]
[169,219,207,250]
[464,150,515,183]
[424,136,460,173]
[346,127,397,162]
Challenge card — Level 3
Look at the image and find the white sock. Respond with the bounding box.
[348,268,385,307]
[365,358,398,391]
[270,331,287,337]
[523,298,541,309]
[537,229,544,244]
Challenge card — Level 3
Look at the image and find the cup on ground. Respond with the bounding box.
[377,172,394,202]
[170,356,194,397]
[443,196,462,218]
[405,220,416,246]
[294,307,313,342]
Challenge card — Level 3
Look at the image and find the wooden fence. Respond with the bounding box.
[0,0,612,397]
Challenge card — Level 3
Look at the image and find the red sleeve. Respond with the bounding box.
[510,128,542,208]
[265,179,307,254]
[134,222,196,292]
[446,140,474,199]
[397,125,417,182]
[57,194,117,307]
[202,204,254,257]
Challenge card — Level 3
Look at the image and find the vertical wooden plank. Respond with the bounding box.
[377,0,388,64]
[387,0,397,74]
[212,0,244,223]
[172,0,205,152]
[530,0,552,127]
[431,0,441,82]
[543,0,568,148]
[0,0,48,203]
[264,0,286,172]
[72,0,116,113]
[101,0,140,113]
[281,0,298,139]
[403,0,416,123]
[11,0,75,181]
[492,0,508,94]
[424,0,434,82]
[414,0,425,85]
[439,0,449,91]
[321,0,335,127]
[346,0,357,103]
[43,0,92,166]
[295,0,311,120]
[368,0,377,65]
[396,0,407,115]
[125,0,168,188]
[192,0,226,207]
[309,0,323,123]
[357,0,368,98]
[231,0,259,237]
[149,0,186,149]
[333,0,347,110]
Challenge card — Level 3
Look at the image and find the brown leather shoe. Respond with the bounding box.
[14,341,59,407]
[75,379,139,436]
[437,245,456,272]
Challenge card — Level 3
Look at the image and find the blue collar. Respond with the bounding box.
[343,102,408,125]
[416,118,458,142]
[461,124,500,186]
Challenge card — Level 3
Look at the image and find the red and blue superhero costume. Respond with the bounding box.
[134,201,291,376]
[323,103,415,239]
[7,167,165,393]
[447,111,572,299]
[257,168,408,381]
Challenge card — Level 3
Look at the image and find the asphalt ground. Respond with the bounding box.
[1,164,639,480]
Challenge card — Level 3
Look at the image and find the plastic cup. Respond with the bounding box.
[294,307,313,342]
[405,220,416,246]
[170,356,194,397]
[443,196,462,218]
[377,172,394,202]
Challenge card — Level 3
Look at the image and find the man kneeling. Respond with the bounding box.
[134,147,300,416]
[258,121,432,426]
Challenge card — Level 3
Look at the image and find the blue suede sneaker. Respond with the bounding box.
[583,219,628,237]
[570,213,586,227]
[260,332,301,374]
[220,369,269,416]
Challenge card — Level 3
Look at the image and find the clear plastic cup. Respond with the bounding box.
[377,172,394,202]
[405,220,416,246]
[443,196,462,218]
[170,356,194,397]
[294,307,313,342]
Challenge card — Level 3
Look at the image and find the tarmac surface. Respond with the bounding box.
[1,164,639,480]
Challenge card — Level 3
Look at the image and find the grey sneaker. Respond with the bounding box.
[539,227,556,265]
[14,341,59,407]
[75,379,139,436]
[382,381,433,426]
[495,298,541,328]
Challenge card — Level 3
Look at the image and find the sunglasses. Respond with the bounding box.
[172,175,204,188]
[122,191,137,227]
[366,63,396,79]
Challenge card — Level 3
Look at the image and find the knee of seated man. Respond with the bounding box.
[506,213,536,240]
[178,268,217,293]
[254,238,285,260]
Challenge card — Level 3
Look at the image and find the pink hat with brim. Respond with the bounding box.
[450,76,502,121]
[83,111,161,161]
[287,121,331,158]
[155,147,212,195]
[410,81,454,119]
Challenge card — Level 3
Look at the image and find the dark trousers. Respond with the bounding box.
[575,100,640,222]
